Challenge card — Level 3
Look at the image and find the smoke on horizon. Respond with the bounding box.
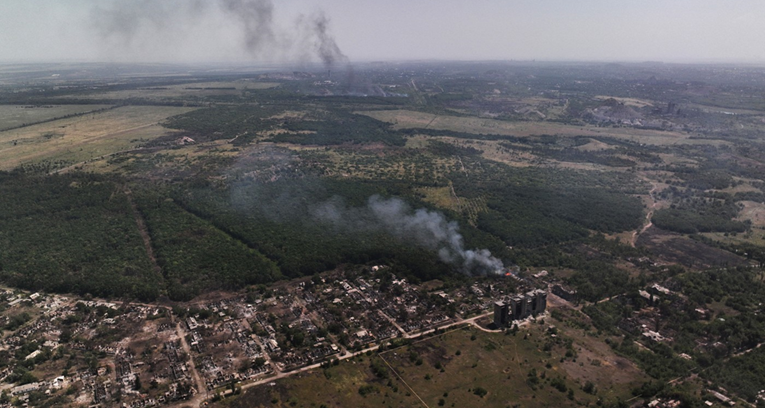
[92,0,348,67]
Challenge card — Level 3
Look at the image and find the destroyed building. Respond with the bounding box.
[493,289,547,327]
[552,284,578,303]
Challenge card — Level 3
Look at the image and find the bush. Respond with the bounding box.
[358,385,378,396]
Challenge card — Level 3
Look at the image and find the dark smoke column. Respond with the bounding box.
[312,12,348,68]
[92,0,349,68]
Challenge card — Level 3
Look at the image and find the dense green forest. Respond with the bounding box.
[0,115,649,301]
[0,173,162,300]
[170,178,460,281]
[653,199,748,234]
[134,190,281,301]
[268,111,406,146]
[164,105,406,146]
[452,162,644,248]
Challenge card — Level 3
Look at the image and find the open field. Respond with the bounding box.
[701,230,765,248]
[0,104,112,130]
[58,81,279,101]
[0,105,195,170]
[737,201,765,228]
[360,109,726,146]
[381,325,643,408]
[221,355,421,408]
[637,227,749,268]
[222,322,645,408]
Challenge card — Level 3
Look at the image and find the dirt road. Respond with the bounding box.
[175,320,209,406]
[631,180,660,247]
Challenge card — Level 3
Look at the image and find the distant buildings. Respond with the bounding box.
[493,289,547,327]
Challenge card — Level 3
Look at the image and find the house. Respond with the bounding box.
[11,382,41,395]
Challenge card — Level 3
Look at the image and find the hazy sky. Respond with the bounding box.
[1,0,764,64]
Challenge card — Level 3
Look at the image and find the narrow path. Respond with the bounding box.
[731,341,764,358]
[381,310,408,337]
[448,180,462,208]
[378,354,431,408]
[123,188,163,278]
[424,114,437,129]
[597,293,625,304]
[456,155,468,177]
[631,180,660,247]
[49,147,141,174]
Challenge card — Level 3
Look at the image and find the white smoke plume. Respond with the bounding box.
[313,195,504,274]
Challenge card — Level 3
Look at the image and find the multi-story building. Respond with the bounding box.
[493,289,547,327]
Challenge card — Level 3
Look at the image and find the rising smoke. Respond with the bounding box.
[226,149,504,275]
[92,0,347,67]
[312,195,505,275]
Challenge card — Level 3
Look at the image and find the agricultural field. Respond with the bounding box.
[57,81,279,102]
[0,105,195,171]
[358,109,722,146]
[0,104,111,131]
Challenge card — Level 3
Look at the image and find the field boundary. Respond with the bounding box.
[377,353,430,408]
[0,105,116,133]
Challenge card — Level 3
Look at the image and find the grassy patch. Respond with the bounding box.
[380,325,643,407]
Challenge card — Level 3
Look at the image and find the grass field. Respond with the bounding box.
[0,104,111,130]
[0,105,195,171]
[360,109,725,146]
[222,320,645,408]
[694,201,765,248]
[381,324,643,408]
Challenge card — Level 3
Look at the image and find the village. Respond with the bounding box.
[1,259,760,407]
[0,264,558,407]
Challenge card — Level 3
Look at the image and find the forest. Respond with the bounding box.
[0,172,162,300]
[653,198,749,234]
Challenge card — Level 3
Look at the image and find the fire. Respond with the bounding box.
[505,272,511,276]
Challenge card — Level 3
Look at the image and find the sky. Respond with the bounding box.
[1,0,764,65]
